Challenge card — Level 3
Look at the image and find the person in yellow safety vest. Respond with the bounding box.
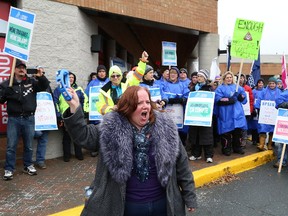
[96,51,149,115]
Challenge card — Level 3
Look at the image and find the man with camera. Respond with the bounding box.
[0,59,49,180]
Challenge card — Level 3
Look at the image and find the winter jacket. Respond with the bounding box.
[188,82,214,146]
[85,77,109,97]
[63,107,197,216]
[215,83,247,135]
[54,82,88,118]
[0,75,49,116]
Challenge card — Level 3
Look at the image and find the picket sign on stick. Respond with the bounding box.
[278,144,287,173]
[235,58,244,92]
[9,58,16,87]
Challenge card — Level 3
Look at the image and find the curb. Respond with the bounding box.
[49,151,275,216]
[193,150,275,188]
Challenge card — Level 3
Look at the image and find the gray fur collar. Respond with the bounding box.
[99,110,180,187]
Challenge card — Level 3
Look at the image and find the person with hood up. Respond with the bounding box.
[54,72,89,162]
[96,51,148,115]
[62,85,197,216]
[85,65,109,97]
[254,76,282,151]
[215,71,247,156]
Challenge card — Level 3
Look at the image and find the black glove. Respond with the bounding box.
[168,97,183,104]
[5,87,15,96]
[251,109,257,117]
[237,94,245,102]
[217,97,236,106]
[84,112,89,119]
[279,102,288,109]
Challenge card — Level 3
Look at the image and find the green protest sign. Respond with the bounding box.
[231,18,264,60]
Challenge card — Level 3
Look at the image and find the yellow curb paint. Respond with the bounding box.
[193,151,275,188]
[49,205,83,216]
[49,151,275,216]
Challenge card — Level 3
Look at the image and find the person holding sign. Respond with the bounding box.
[215,71,247,156]
[254,77,281,151]
[96,51,148,115]
[0,59,49,180]
[187,69,214,163]
[140,65,166,108]
[273,89,288,168]
[161,67,190,145]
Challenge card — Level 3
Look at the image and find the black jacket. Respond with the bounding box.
[0,75,49,116]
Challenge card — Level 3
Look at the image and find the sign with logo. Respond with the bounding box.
[88,86,103,121]
[184,91,215,127]
[162,41,177,66]
[258,100,277,125]
[231,18,264,60]
[4,7,36,61]
[272,108,288,143]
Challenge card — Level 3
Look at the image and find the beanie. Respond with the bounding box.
[268,76,277,84]
[197,69,209,80]
[277,79,282,83]
[144,65,153,75]
[108,65,122,78]
[170,67,180,76]
[180,68,188,75]
[96,65,106,73]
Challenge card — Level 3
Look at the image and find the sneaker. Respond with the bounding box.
[206,158,213,163]
[3,170,13,181]
[23,165,37,176]
[273,162,287,168]
[189,156,202,161]
[36,162,46,169]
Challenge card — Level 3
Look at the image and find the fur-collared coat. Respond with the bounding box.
[64,106,197,216]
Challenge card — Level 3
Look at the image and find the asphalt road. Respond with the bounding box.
[189,162,288,216]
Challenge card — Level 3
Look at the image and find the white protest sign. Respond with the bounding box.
[162,41,177,66]
[272,108,288,143]
[35,92,58,131]
[149,87,161,102]
[165,104,183,129]
[89,86,103,121]
[4,7,36,61]
[184,91,215,127]
[242,92,250,116]
[258,100,277,125]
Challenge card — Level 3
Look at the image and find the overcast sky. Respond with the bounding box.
[218,0,288,55]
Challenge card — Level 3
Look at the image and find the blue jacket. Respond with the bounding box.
[255,87,281,133]
[215,84,247,134]
[276,89,288,108]
[85,78,109,97]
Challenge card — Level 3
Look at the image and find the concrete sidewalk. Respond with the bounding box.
[0,142,275,216]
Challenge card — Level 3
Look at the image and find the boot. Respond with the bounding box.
[258,134,266,151]
[267,135,273,150]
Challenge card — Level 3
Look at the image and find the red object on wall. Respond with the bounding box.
[0,1,12,134]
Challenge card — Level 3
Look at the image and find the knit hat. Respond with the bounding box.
[144,65,153,75]
[197,69,209,80]
[268,76,277,83]
[170,67,180,76]
[180,68,188,75]
[108,65,122,78]
[96,65,106,74]
[277,79,282,83]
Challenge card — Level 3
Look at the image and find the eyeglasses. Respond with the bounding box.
[110,74,121,79]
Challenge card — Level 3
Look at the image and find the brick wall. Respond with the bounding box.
[54,0,218,33]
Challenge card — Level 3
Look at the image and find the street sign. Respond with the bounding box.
[3,6,36,61]
[162,41,177,66]
[231,18,264,60]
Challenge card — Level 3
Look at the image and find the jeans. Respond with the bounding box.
[34,130,49,164]
[276,143,288,165]
[124,197,167,216]
[5,116,35,171]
